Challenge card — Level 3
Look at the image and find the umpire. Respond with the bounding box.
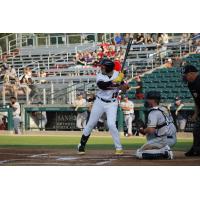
[183,64,200,156]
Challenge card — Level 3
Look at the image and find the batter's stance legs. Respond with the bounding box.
[105,104,122,150]
[78,100,104,154]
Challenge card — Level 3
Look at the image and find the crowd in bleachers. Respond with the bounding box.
[0,33,200,104]
[74,42,125,67]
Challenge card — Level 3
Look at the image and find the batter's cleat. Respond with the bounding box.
[77,144,85,155]
[115,149,124,155]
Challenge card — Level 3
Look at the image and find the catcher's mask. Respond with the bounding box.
[99,59,115,73]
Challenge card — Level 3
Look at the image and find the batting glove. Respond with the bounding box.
[112,72,124,83]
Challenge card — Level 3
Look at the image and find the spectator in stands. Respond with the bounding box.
[195,40,200,53]
[1,64,18,99]
[124,33,130,45]
[9,66,17,79]
[157,34,164,49]
[161,33,169,44]
[145,34,153,44]
[164,58,173,68]
[2,58,9,69]
[25,67,32,78]
[75,52,86,65]
[134,33,145,45]
[74,93,88,130]
[106,46,115,59]
[180,33,190,43]
[151,33,158,43]
[84,51,94,65]
[39,70,47,84]
[114,33,123,45]
[168,97,187,132]
[92,51,97,61]
[10,96,21,134]
[131,75,144,99]
[114,58,122,72]
[97,48,104,60]
[20,67,32,82]
[118,47,125,58]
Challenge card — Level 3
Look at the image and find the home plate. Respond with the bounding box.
[29,154,49,158]
[56,156,78,161]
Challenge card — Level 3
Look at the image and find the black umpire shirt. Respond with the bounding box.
[188,74,200,114]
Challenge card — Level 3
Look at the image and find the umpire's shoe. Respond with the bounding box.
[185,147,200,157]
[77,144,85,155]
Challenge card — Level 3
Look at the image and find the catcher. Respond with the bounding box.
[136,91,177,160]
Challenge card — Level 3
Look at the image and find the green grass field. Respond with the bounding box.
[0,135,193,151]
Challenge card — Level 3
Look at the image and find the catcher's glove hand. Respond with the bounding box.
[139,127,145,135]
[119,83,130,92]
[112,72,124,83]
[136,119,146,135]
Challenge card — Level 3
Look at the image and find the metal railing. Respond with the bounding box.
[0,33,17,54]
[14,40,97,78]
[21,33,99,48]
[0,33,100,56]
[8,37,28,54]
[29,80,96,105]
[126,35,199,77]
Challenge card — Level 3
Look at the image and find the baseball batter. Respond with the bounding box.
[77,59,128,155]
[136,91,177,159]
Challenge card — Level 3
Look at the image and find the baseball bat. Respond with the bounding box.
[121,36,134,71]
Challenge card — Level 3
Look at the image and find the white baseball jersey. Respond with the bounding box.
[147,106,176,137]
[12,102,20,117]
[74,99,87,107]
[96,71,119,101]
[120,101,134,114]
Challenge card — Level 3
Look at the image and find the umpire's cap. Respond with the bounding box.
[183,64,198,74]
[99,59,115,73]
[145,91,161,102]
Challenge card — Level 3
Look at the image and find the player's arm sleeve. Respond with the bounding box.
[97,80,113,90]
[147,112,158,128]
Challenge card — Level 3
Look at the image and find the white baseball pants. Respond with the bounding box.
[83,98,122,150]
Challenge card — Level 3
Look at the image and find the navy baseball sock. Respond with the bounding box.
[80,134,90,147]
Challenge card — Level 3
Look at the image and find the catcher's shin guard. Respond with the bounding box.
[77,134,90,154]
[141,151,172,160]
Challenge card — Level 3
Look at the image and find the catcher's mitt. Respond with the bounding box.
[135,119,146,135]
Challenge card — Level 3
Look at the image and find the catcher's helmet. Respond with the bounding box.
[99,59,115,73]
[145,91,161,103]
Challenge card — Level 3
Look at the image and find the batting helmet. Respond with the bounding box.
[145,91,161,103]
[99,59,115,73]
